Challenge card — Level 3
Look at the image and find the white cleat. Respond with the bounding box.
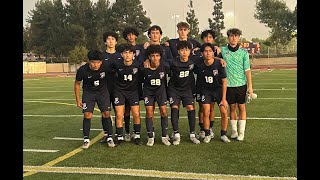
[231,130,238,139]
[209,128,215,138]
[190,134,200,144]
[107,137,115,148]
[146,137,154,146]
[172,133,181,145]
[124,133,131,142]
[220,135,230,143]
[82,139,90,149]
[161,137,171,146]
[199,131,205,139]
[203,136,211,143]
[237,133,245,141]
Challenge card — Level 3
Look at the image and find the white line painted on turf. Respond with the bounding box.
[23,165,297,180]
[25,91,73,92]
[23,115,297,120]
[254,89,296,91]
[258,98,296,100]
[80,128,102,131]
[53,137,83,141]
[23,149,59,153]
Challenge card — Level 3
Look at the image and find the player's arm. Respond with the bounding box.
[219,78,228,109]
[74,80,82,109]
[243,52,253,97]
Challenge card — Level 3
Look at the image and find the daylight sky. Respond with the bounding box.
[23,0,297,40]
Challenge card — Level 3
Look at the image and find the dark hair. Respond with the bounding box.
[87,50,103,60]
[117,44,135,53]
[147,25,163,35]
[201,30,216,39]
[226,28,242,37]
[122,26,139,40]
[145,45,163,57]
[200,43,215,52]
[176,40,192,50]
[176,22,189,29]
[103,31,118,42]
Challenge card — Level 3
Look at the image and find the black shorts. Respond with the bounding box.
[167,87,194,107]
[82,89,111,113]
[227,85,247,104]
[143,88,167,106]
[199,88,222,104]
[113,90,140,106]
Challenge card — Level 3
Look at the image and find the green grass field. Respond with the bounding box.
[23,69,297,180]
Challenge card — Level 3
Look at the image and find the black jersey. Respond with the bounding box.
[110,58,143,91]
[167,57,195,91]
[142,62,170,92]
[101,51,122,93]
[167,38,201,58]
[194,59,226,91]
[75,62,108,92]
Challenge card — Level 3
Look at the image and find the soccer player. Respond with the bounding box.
[194,43,230,143]
[74,50,115,149]
[166,41,200,145]
[166,21,201,58]
[142,45,171,146]
[107,44,144,145]
[221,28,253,141]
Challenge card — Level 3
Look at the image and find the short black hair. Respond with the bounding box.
[103,31,118,42]
[147,25,163,35]
[176,40,192,50]
[87,50,103,61]
[122,26,139,40]
[117,44,135,53]
[227,28,242,37]
[145,45,163,57]
[201,30,216,39]
[200,43,215,52]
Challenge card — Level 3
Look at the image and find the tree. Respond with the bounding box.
[186,0,199,38]
[111,0,151,33]
[254,0,297,45]
[23,26,31,53]
[68,45,88,64]
[160,36,170,44]
[208,0,226,46]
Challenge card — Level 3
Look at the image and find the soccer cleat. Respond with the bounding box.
[209,128,215,138]
[82,139,90,149]
[172,133,181,145]
[161,136,171,146]
[199,131,205,139]
[134,134,142,145]
[190,133,200,144]
[220,135,231,143]
[146,137,154,146]
[107,137,115,148]
[114,136,124,145]
[166,134,170,141]
[231,130,238,139]
[237,133,245,141]
[203,136,211,143]
[124,133,131,142]
[100,135,108,143]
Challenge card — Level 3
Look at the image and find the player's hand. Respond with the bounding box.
[77,101,82,109]
[214,46,221,55]
[144,59,151,68]
[220,59,227,67]
[219,99,228,110]
[192,47,200,55]
[144,41,150,49]
[164,41,169,47]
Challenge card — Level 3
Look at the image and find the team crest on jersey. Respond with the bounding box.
[135,50,140,56]
[189,64,194,70]
[100,72,105,78]
[213,70,218,76]
[201,95,206,102]
[159,72,164,79]
[114,97,119,104]
[144,97,149,104]
[82,103,87,110]
[169,97,174,104]
[133,68,138,74]
[225,51,229,56]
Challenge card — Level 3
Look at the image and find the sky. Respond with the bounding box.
[23,0,297,40]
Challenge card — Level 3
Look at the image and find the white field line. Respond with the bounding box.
[23,115,296,120]
[24,91,73,92]
[23,86,72,88]
[53,137,83,141]
[23,149,59,153]
[23,79,40,81]
[23,165,297,180]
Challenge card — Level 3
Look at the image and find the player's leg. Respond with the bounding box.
[183,90,200,144]
[227,87,239,139]
[81,91,95,149]
[113,92,126,145]
[236,85,247,141]
[167,87,181,144]
[157,91,170,146]
[209,103,215,138]
[202,103,211,143]
[124,101,131,141]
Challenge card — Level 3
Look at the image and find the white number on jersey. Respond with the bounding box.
[205,76,214,83]
[150,79,161,86]
[179,71,189,78]
[124,74,133,81]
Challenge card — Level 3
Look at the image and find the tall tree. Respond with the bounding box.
[111,0,151,33]
[254,0,297,45]
[208,0,226,46]
[186,0,199,38]
[23,26,31,53]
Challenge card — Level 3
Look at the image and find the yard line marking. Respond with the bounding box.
[254,89,296,91]
[24,91,73,92]
[258,98,296,100]
[23,115,297,120]
[23,165,297,180]
[23,149,59,153]
[53,137,83,141]
[23,79,40,81]
[80,128,102,131]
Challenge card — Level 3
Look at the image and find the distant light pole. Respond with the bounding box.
[172,14,180,38]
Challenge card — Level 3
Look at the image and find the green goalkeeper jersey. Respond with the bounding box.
[221,46,250,87]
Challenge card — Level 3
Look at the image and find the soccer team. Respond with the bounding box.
[74,22,253,149]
